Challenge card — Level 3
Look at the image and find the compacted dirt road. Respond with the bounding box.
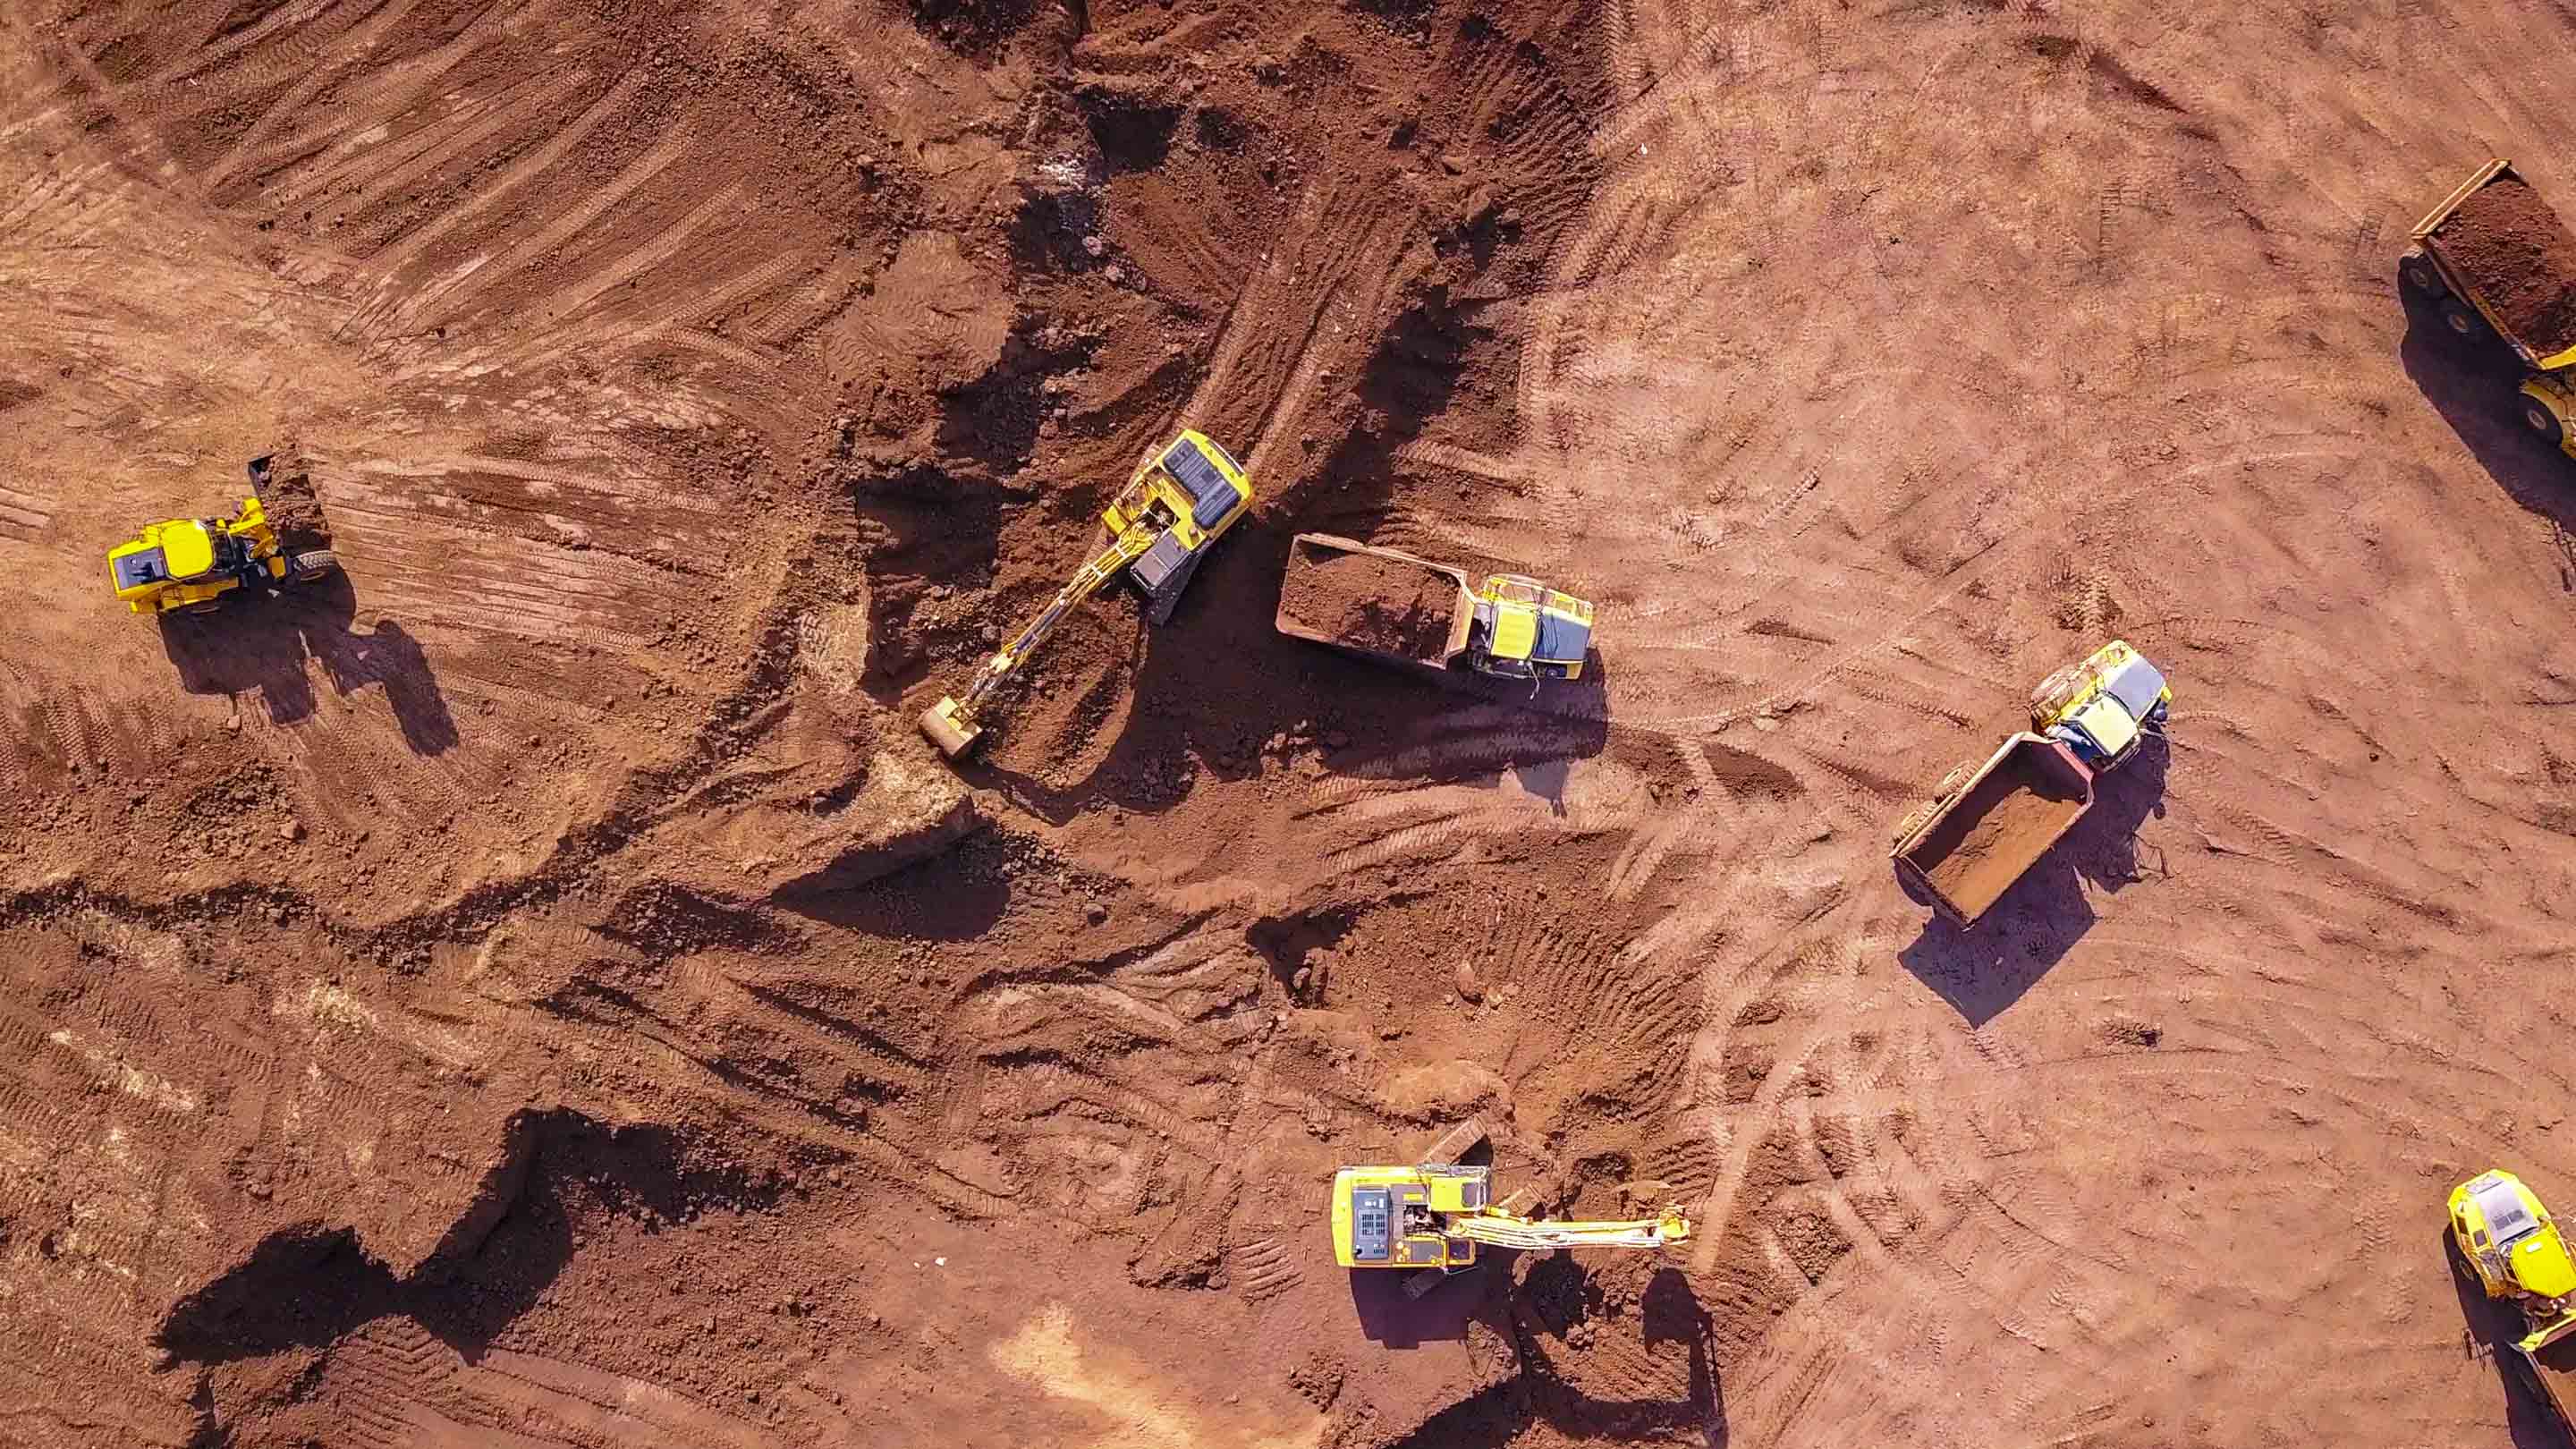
[7,1,2576,1446]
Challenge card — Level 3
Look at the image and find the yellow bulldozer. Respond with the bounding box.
[1329,1118,1690,1299]
[105,455,338,615]
[919,428,1251,758]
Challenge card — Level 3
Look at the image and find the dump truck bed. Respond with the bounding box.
[1276,533,1475,669]
[1891,734,2096,926]
[2412,159,2576,368]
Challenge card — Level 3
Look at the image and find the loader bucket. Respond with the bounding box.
[918,698,981,758]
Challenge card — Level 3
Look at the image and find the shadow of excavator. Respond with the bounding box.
[153,1111,780,1369]
[157,571,458,755]
[1387,1261,1726,1445]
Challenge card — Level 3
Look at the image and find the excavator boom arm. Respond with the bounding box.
[954,526,1156,715]
[1451,1208,1690,1252]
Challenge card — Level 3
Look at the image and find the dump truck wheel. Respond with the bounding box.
[2441,301,2488,341]
[2525,399,2567,448]
[2401,250,2445,300]
[291,549,339,581]
[1888,801,1939,849]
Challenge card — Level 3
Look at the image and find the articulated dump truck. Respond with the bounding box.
[1889,641,2171,928]
[1274,533,1596,682]
[2404,158,2576,458]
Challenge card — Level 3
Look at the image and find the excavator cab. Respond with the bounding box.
[1104,430,1252,623]
[1333,1165,1487,1271]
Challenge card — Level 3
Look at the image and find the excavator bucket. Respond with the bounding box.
[918,697,980,758]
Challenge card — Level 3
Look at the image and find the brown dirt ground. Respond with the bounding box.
[2435,174,2576,354]
[1278,543,1464,664]
[9,1,2576,1447]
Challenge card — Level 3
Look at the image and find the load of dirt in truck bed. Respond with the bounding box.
[1903,744,2091,917]
[1278,544,1462,664]
[2436,175,2576,356]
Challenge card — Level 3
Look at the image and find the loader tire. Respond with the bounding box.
[291,549,339,581]
[2525,398,2567,449]
[2401,250,2446,300]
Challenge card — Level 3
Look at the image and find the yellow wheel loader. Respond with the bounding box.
[919,428,1251,759]
[1329,1118,1690,1300]
[2449,1169,2576,1433]
[106,456,338,615]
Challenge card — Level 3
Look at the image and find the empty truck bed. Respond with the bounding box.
[1275,535,1467,666]
[1896,736,2094,923]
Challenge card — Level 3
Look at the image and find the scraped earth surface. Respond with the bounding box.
[8,1,2576,1446]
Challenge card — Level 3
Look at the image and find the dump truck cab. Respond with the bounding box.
[2030,640,2170,773]
[1471,574,1595,681]
[106,499,288,614]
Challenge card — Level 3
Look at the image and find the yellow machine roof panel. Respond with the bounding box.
[2067,694,2138,758]
[1488,606,1538,660]
[2521,1232,2576,1300]
[160,521,217,580]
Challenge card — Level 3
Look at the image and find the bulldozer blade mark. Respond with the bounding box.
[385,126,694,333]
[361,68,652,287]
[197,0,450,192]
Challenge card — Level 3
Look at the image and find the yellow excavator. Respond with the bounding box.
[1330,1118,1690,1298]
[919,428,1252,759]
